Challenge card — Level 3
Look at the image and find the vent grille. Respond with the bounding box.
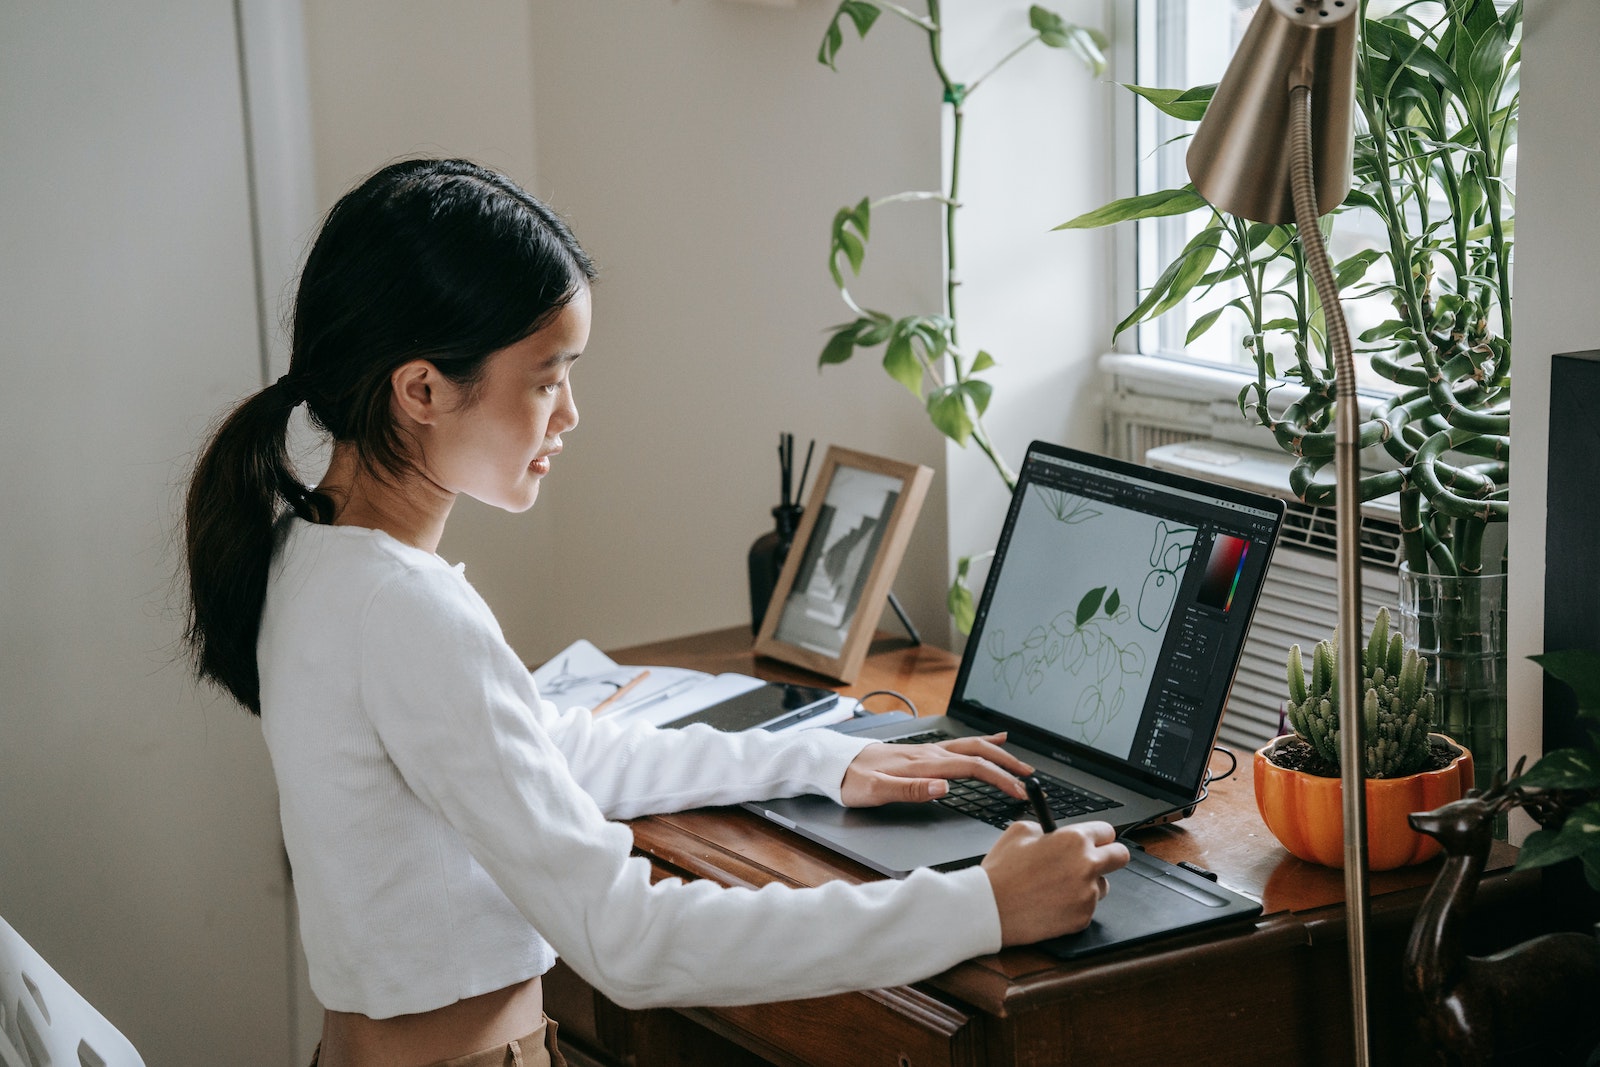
[1106,413,1205,464]
[1220,547,1401,753]
[1279,498,1405,568]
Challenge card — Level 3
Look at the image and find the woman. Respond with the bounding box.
[183,158,1127,1067]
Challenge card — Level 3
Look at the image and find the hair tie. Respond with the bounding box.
[275,373,303,405]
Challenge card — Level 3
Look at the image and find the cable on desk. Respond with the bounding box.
[855,689,918,716]
[1120,745,1238,836]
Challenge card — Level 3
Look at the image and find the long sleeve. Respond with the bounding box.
[543,696,872,819]
[359,567,1003,1010]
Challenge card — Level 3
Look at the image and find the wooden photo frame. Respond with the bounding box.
[753,446,933,684]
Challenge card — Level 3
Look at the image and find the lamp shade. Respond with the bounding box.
[1185,0,1359,224]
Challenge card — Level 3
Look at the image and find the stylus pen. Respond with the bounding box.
[1023,776,1056,833]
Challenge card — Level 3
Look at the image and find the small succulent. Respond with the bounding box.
[1285,607,1436,779]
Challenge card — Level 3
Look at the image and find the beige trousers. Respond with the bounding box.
[310,1016,568,1067]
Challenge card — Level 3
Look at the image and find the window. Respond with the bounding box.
[1129,1,1513,394]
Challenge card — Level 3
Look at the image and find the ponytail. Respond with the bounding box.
[183,377,326,715]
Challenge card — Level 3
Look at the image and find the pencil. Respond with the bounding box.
[592,670,650,715]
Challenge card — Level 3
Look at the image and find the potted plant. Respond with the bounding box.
[1061,1,1519,792]
[810,1,1106,630]
[1508,650,1600,891]
[1256,607,1474,870]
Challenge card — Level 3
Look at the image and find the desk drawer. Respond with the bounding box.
[682,984,980,1067]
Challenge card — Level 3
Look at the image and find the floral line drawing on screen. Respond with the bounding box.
[1033,486,1101,526]
[1138,521,1197,632]
[985,585,1148,745]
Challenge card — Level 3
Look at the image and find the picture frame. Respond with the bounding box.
[753,446,933,684]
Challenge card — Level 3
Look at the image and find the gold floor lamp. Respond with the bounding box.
[1184,1,1370,1061]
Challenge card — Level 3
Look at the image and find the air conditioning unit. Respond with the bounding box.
[1144,441,1404,756]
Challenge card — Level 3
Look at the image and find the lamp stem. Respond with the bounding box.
[1288,83,1371,1066]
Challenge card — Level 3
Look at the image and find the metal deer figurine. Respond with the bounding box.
[1404,770,1600,1065]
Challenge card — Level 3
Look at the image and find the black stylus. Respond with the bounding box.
[1022,775,1056,833]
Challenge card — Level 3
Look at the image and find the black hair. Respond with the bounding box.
[183,158,596,714]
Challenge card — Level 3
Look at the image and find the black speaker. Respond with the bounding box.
[1544,350,1600,751]
[1542,349,1600,929]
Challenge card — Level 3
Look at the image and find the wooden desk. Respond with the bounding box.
[546,628,1534,1067]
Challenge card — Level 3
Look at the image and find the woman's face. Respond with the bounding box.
[422,286,590,513]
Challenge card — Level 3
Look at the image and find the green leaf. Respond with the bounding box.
[838,230,865,276]
[851,196,871,240]
[1514,800,1600,873]
[1334,249,1385,290]
[1533,650,1600,714]
[818,322,860,367]
[882,329,923,397]
[1105,588,1121,616]
[1464,217,1513,242]
[970,349,997,373]
[926,385,974,445]
[818,1,881,69]
[1144,222,1224,321]
[1359,320,1410,344]
[1030,6,1107,74]
[1186,306,1226,345]
[1363,18,1466,102]
[855,314,892,347]
[948,557,977,635]
[1114,226,1220,341]
[1122,84,1216,122]
[828,200,872,287]
[840,1,880,37]
[1514,827,1579,871]
[1054,185,1207,230]
[1030,5,1067,41]
[1514,748,1600,792]
[818,18,844,69]
[1075,586,1106,627]
[960,378,993,416]
[1342,188,1386,214]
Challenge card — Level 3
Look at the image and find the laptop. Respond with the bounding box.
[745,440,1286,879]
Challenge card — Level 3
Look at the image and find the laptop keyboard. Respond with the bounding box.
[889,731,1122,829]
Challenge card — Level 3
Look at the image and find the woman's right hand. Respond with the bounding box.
[980,820,1130,946]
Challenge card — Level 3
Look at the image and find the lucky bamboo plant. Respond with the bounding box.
[1060,0,1519,781]
[813,1,1106,630]
[1062,0,1517,582]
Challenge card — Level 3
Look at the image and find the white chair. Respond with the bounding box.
[0,914,146,1067]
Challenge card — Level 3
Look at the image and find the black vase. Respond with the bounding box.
[748,504,803,634]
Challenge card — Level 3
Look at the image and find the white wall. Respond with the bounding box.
[300,0,950,664]
[0,4,293,1063]
[939,0,1116,614]
[1505,0,1600,800]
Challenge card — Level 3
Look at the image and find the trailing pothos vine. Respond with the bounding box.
[815,1,1106,631]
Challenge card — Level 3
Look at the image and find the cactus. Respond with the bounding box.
[1284,607,1437,779]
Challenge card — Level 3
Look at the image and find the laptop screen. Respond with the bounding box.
[951,442,1284,800]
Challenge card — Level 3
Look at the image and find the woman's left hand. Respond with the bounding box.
[839,733,1034,808]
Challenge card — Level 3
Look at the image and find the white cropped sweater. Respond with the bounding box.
[257,519,1002,1019]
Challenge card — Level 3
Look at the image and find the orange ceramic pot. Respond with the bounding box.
[1253,734,1474,871]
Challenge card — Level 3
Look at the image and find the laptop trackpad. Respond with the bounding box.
[751,794,1001,878]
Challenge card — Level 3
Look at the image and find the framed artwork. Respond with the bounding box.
[753,446,933,684]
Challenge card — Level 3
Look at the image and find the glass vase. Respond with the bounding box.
[1397,563,1508,796]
